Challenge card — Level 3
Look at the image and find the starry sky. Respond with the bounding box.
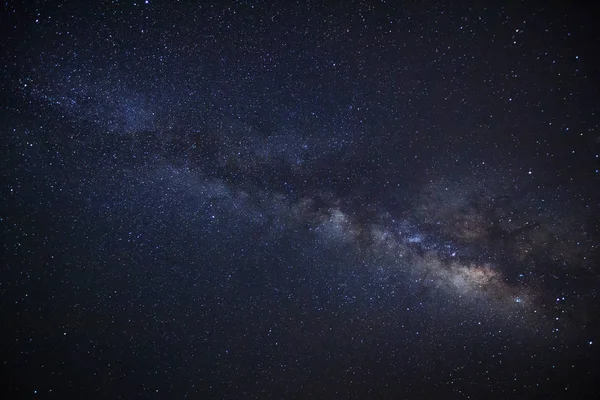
[2,0,600,398]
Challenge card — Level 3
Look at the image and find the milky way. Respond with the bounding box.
[2,1,600,398]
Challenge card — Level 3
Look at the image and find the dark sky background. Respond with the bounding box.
[2,0,600,398]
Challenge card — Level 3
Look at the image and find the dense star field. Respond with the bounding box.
[2,1,600,398]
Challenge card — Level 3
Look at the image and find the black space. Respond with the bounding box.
[2,1,600,398]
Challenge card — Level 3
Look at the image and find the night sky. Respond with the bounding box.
[2,1,600,398]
